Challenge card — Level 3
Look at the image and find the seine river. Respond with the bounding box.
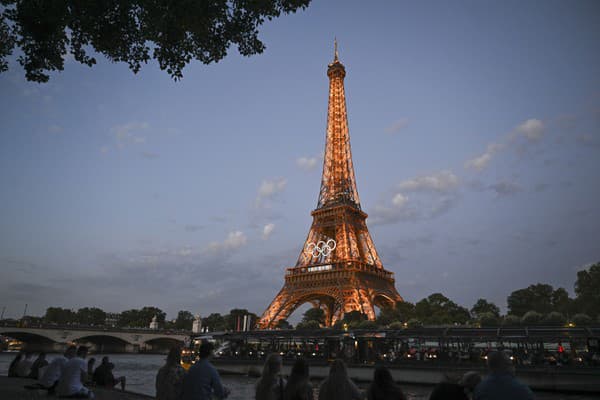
[0,352,594,399]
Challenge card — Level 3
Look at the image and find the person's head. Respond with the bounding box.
[487,351,513,374]
[76,346,88,358]
[458,371,481,393]
[373,365,395,387]
[37,352,46,360]
[198,341,214,359]
[256,353,283,397]
[166,346,182,366]
[65,345,77,359]
[289,357,309,380]
[88,357,96,367]
[283,357,309,396]
[101,356,110,365]
[261,353,282,378]
[329,359,349,382]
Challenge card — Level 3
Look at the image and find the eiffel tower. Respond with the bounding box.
[258,42,403,329]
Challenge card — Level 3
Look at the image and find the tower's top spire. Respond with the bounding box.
[319,41,359,210]
[328,38,345,76]
[334,37,339,62]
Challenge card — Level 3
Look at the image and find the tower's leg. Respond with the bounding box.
[258,286,293,329]
[358,288,376,320]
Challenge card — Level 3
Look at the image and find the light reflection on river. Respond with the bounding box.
[0,352,594,399]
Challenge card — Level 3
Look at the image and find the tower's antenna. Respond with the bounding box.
[334,37,339,61]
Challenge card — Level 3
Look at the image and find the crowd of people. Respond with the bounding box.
[5,343,537,399]
[154,342,535,400]
[7,346,126,398]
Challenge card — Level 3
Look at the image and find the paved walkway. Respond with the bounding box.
[0,376,152,399]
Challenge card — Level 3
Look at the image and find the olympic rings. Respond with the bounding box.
[305,239,336,258]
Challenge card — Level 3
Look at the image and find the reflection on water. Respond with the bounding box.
[0,352,594,399]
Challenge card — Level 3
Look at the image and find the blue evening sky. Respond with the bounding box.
[1,1,599,322]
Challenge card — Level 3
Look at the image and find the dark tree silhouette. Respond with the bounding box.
[174,310,194,330]
[118,306,165,328]
[202,313,226,331]
[75,307,106,326]
[415,293,470,325]
[44,307,76,324]
[0,0,311,82]
[471,298,500,318]
[302,307,325,325]
[574,262,600,318]
[507,284,555,317]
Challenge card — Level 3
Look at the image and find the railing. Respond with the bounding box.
[286,262,394,280]
[0,321,189,335]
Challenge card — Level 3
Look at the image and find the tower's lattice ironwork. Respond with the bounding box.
[258,44,403,329]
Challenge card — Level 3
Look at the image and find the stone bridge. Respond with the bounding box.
[0,324,189,353]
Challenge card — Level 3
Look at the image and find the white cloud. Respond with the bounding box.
[110,122,149,149]
[255,178,287,207]
[517,118,544,141]
[262,223,275,240]
[465,152,492,172]
[371,170,460,225]
[392,193,408,207]
[385,118,409,134]
[258,178,286,198]
[465,118,545,172]
[296,156,318,171]
[464,142,503,172]
[397,170,459,193]
[207,231,247,253]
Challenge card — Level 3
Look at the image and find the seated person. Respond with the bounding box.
[56,346,94,398]
[8,353,23,377]
[86,358,96,385]
[15,352,35,377]
[28,352,49,379]
[93,356,126,391]
[39,346,77,392]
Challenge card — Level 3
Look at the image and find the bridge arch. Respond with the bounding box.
[75,334,131,353]
[0,327,188,353]
[0,330,57,344]
[0,330,60,352]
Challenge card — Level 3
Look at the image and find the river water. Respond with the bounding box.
[0,352,594,399]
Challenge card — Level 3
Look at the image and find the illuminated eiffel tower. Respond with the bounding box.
[258,42,403,328]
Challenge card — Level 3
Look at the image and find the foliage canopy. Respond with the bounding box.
[0,0,311,82]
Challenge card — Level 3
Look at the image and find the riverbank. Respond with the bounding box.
[0,376,151,400]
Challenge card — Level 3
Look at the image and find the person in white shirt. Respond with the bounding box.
[56,346,94,398]
[39,346,77,390]
[15,352,35,377]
